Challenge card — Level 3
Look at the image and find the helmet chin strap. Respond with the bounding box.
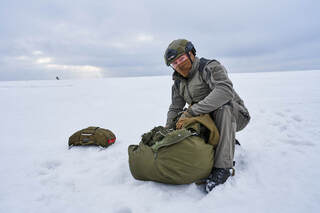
[169,64,176,71]
[186,52,193,65]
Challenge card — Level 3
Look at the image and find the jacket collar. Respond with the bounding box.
[172,57,200,81]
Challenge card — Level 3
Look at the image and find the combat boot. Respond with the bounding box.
[205,167,234,193]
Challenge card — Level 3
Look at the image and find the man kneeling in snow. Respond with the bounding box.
[164,39,251,192]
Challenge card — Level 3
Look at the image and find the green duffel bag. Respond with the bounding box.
[128,114,219,184]
[68,126,116,148]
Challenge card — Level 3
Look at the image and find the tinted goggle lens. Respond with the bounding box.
[170,54,188,68]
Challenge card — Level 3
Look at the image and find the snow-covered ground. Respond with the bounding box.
[1,70,320,213]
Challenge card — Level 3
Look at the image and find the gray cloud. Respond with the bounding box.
[1,0,319,80]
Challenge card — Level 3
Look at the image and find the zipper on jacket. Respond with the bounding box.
[185,81,194,104]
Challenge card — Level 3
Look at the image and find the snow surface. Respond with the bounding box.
[1,70,320,213]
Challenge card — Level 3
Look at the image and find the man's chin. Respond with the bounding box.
[176,67,191,78]
[177,70,189,78]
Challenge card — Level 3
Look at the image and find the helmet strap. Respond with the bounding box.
[169,64,175,70]
[186,52,193,65]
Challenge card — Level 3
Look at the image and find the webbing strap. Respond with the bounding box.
[198,58,211,73]
[198,57,220,73]
[80,127,100,144]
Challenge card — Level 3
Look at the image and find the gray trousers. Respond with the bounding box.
[210,102,250,168]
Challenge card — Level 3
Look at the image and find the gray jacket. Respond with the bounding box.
[166,57,249,127]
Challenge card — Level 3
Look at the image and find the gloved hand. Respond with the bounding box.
[176,111,192,129]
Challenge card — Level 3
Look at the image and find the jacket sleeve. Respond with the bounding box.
[188,63,234,116]
[166,81,186,127]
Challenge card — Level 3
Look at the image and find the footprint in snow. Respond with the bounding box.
[275,111,285,117]
[115,207,132,213]
[42,160,61,170]
[279,125,288,132]
[37,160,61,176]
[291,115,302,122]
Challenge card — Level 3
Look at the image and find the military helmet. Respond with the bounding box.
[164,39,196,66]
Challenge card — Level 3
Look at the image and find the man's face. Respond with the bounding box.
[171,53,193,78]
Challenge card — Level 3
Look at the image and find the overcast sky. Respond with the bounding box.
[1,0,319,81]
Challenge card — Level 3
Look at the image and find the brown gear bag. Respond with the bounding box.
[68,126,116,148]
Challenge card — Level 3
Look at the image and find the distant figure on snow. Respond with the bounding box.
[56,76,60,80]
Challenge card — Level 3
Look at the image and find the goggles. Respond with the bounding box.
[170,53,188,69]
